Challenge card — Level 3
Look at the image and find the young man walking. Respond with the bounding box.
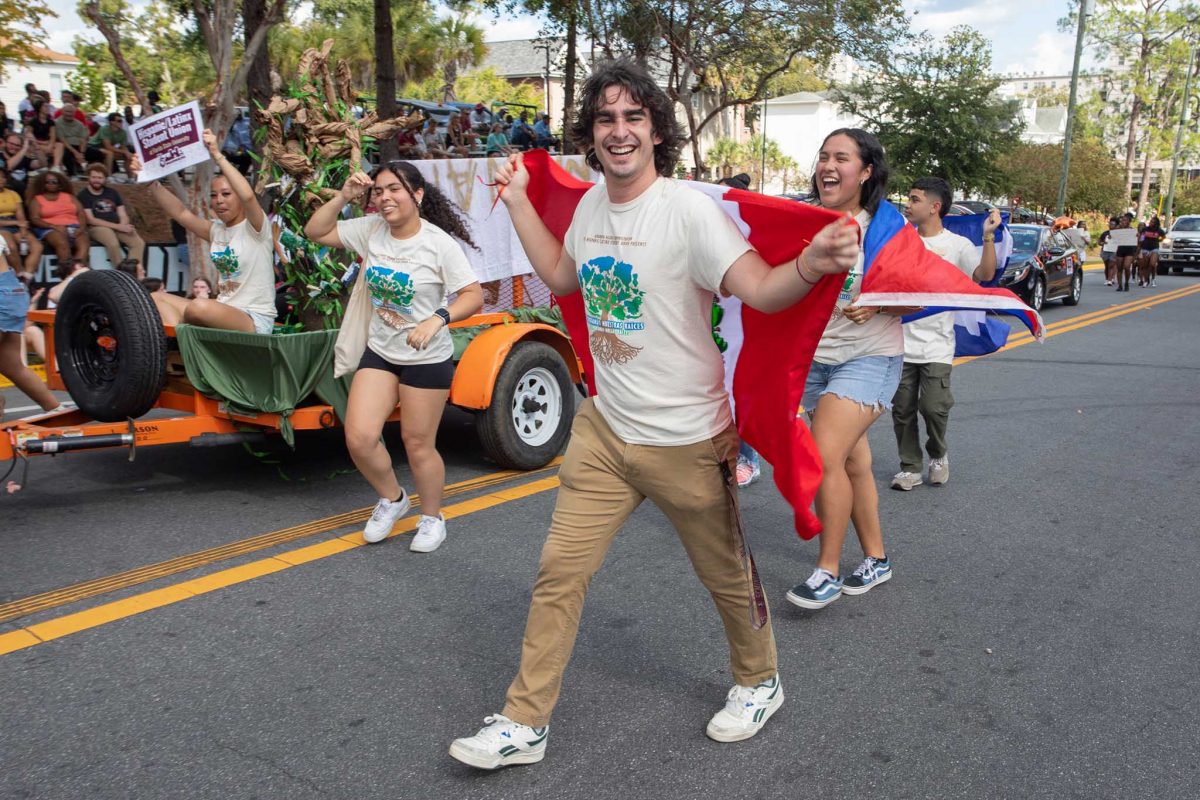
[448,59,858,770]
[891,178,999,490]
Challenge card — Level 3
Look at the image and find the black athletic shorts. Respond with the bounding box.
[357,348,454,389]
[1115,245,1137,258]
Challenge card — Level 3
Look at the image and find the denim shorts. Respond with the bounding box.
[802,355,904,414]
[0,270,30,333]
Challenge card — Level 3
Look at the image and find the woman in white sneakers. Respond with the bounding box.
[305,162,482,551]
[129,131,277,334]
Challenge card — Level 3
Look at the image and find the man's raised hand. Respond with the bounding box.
[493,152,530,205]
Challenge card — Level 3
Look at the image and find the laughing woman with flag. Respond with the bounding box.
[785,128,907,611]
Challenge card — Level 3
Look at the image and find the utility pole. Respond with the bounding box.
[1056,0,1094,216]
[1164,44,1197,227]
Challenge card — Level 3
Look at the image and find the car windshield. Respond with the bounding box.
[1011,229,1041,252]
[1171,218,1200,232]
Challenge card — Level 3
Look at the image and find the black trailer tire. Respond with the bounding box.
[54,270,167,421]
[477,341,574,470]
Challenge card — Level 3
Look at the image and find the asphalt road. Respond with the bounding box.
[3,269,1199,800]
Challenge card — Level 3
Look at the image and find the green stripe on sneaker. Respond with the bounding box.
[499,745,519,756]
[526,732,548,746]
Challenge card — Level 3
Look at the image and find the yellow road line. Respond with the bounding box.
[0,364,46,390]
[0,459,562,625]
[956,283,1200,366]
[0,476,562,656]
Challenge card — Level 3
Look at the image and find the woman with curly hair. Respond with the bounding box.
[304,161,483,552]
[128,130,277,333]
[26,170,89,265]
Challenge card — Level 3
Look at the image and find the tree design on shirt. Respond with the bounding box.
[711,297,728,353]
[366,267,417,330]
[579,256,645,365]
[211,246,241,296]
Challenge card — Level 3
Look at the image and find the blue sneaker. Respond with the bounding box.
[842,555,892,596]
[785,568,842,609]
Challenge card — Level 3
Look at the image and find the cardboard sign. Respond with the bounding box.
[130,101,208,182]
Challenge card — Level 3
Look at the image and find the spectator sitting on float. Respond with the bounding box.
[27,171,90,266]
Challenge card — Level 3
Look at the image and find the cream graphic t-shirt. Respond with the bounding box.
[813,210,904,365]
[337,216,477,365]
[209,217,279,319]
[903,228,980,365]
[563,178,752,446]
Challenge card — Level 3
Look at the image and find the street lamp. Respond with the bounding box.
[1056,0,1095,216]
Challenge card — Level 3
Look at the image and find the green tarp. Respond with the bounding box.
[174,306,565,447]
[176,325,350,446]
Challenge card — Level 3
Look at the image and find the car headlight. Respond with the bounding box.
[1161,237,1172,248]
[1007,264,1030,282]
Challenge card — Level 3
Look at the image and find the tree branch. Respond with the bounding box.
[82,1,150,112]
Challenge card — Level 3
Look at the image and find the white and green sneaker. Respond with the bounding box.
[705,674,784,742]
[449,714,549,770]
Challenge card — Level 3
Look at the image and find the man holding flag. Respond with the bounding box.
[891,178,1001,490]
[448,59,859,770]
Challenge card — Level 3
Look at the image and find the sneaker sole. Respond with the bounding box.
[841,569,892,596]
[928,477,948,486]
[362,494,411,544]
[448,741,545,770]
[706,689,785,743]
[890,480,922,491]
[785,588,840,610]
[409,532,446,553]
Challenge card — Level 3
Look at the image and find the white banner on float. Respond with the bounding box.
[130,101,209,183]
[405,155,597,283]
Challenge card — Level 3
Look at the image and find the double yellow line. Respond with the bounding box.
[0,463,562,656]
[955,283,1200,366]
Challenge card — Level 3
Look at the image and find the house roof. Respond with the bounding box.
[3,44,80,64]
[482,39,570,79]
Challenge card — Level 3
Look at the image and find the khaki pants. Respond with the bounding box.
[502,398,777,727]
[89,226,146,269]
[891,361,954,473]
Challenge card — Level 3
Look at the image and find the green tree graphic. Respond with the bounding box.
[711,298,728,354]
[579,257,645,365]
[211,246,239,277]
[367,268,416,308]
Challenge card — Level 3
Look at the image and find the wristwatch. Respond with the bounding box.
[432,308,451,326]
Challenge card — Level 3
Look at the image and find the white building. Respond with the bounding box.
[758,90,863,175]
[0,46,79,115]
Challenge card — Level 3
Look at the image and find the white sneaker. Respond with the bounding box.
[449,714,549,770]
[706,674,784,742]
[929,456,949,486]
[362,491,410,543]
[890,471,923,491]
[410,513,446,552]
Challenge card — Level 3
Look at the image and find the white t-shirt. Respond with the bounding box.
[209,217,278,318]
[564,178,751,446]
[813,210,904,365]
[903,228,980,365]
[336,216,477,365]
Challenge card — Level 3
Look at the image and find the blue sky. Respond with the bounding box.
[40,0,1081,79]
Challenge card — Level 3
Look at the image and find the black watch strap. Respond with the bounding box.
[433,307,451,326]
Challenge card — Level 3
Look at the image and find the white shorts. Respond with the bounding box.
[239,308,276,335]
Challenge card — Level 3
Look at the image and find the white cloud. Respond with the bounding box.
[907,1,1022,35]
[476,13,544,43]
[1003,31,1076,76]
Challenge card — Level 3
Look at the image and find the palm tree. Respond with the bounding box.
[433,16,486,103]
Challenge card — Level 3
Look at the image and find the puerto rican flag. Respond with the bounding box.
[518,150,1041,539]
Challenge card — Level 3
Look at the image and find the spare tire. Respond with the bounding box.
[54,270,167,421]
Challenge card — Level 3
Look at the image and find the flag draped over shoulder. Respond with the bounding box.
[520,149,841,538]
[860,202,1044,342]
[517,154,1042,539]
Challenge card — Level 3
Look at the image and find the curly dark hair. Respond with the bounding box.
[810,128,890,215]
[570,58,684,178]
[371,161,477,249]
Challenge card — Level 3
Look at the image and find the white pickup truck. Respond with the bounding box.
[1160,215,1200,274]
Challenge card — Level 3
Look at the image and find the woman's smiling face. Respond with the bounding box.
[815,133,871,214]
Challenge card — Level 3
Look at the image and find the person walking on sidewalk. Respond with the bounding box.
[890,177,998,492]
[448,59,858,770]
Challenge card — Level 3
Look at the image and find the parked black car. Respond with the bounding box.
[997,224,1083,311]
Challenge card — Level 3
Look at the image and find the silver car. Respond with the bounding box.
[1160,215,1200,274]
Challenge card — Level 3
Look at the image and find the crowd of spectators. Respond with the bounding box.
[396,102,560,160]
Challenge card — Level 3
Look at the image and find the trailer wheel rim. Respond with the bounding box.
[510,366,562,447]
[68,302,120,387]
